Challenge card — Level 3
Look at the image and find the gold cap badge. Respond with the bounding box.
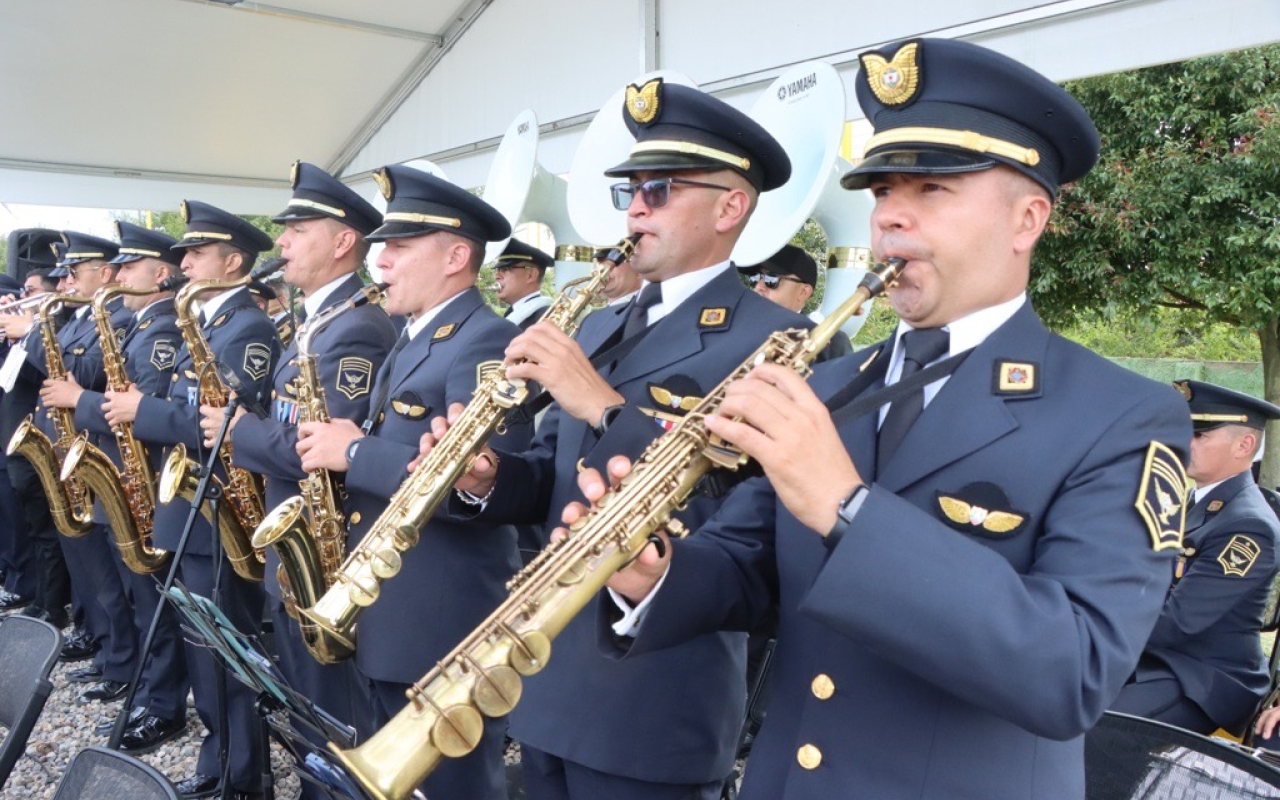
[626,78,662,125]
[861,41,921,106]
[373,168,394,201]
[290,160,301,188]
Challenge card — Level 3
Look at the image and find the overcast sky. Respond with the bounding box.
[0,203,118,238]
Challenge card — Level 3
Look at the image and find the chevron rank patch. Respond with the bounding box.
[335,357,372,401]
[1219,535,1261,577]
[935,482,1027,539]
[1135,441,1188,552]
[243,343,271,381]
[150,341,176,371]
[476,359,503,385]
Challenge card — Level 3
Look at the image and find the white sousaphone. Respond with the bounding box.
[732,61,876,339]
[565,71,697,290]
[351,158,449,284]
[482,109,592,290]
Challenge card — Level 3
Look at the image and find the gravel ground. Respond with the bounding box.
[1,657,301,800]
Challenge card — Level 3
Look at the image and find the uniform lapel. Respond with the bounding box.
[1189,471,1251,534]
[877,305,1045,492]
[389,287,486,393]
[830,343,890,482]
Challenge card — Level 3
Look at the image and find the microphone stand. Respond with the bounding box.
[107,397,240,764]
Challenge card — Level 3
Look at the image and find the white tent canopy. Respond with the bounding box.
[2,0,1279,214]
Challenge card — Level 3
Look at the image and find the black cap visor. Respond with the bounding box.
[365,221,485,245]
[605,151,749,182]
[841,148,998,190]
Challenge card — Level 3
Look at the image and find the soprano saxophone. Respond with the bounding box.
[157,275,266,581]
[6,293,96,536]
[329,257,904,800]
[59,285,172,574]
[297,234,641,665]
[251,283,387,662]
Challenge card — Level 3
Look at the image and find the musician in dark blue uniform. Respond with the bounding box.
[295,165,529,800]
[105,202,281,800]
[208,162,396,795]
[584,39,1193,800]
[1113,380,1280,736]
[433,82,810,800]
[44,222,191,752]
[494,239,553,330]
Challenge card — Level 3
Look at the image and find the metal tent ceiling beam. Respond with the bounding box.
[168,0,443,43]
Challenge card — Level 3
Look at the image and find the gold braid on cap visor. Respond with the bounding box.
[865,127,1041,166]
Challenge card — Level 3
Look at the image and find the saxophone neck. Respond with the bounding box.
[297,282,387,356]
[803,258,905,359]
[177,275,252,323]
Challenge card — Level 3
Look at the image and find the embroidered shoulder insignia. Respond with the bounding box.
[1207,499,1224,513]
[994,361,1038,395]
[625,78,662,125]
[242,343,271,381]
[335,357,373,401]
[476,359,503,386]
[1219,535,1261,577]
[432,323,457,341]
[150,341,176,371]
[698,308,729,329]
[861,40,921,106]
[1135,441,1189,552]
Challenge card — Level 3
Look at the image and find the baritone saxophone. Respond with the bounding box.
[328,257,904,800]
[297,234,641,665]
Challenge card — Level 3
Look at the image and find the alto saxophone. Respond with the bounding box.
[59,285,171,574]
[5,293,96,536]
[252,283,387,661]
[157,275,267,581]
[329,258,905,800]
[298,234,641,665]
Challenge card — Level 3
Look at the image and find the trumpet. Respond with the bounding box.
[296,234,641,664]
[328,258,904,800]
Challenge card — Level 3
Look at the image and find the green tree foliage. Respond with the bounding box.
[1032,45,1280,482]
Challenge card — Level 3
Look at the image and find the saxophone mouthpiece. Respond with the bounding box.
[157,275,190,293]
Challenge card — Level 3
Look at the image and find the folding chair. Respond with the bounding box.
[0,613,63,790]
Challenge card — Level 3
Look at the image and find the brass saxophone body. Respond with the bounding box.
[157,275,266,581]
[251,283,387,662]
[298,235,641,665]
[329,258,905,800]
[5,293,95,536]
[59,285,172,574]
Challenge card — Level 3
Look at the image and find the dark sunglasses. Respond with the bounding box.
[747,272,807,290]
[609,177,733,211]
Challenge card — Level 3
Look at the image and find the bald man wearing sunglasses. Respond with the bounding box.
[424,82,818,799]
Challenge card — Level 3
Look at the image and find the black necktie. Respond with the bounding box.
[364,332,411,432]
[877,327,950,471]
[503,306,514,318]
[622,282,663,340]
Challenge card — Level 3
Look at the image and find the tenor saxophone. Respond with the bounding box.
[298,234,641,665]
[5,293,96,536]
[329,258,905,800]
[251,283,387,661]
[58,285,171,574]
[157,275,266,581]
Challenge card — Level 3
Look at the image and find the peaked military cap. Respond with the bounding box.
[247,280,277,303]
[1175,379,1280,432]
[737,243,817,286]
[366,165,511,244]
[0,274,21,297]
[172,200,275,253]
[494,239,554,272]
[273,160,382,237]
[56,232,120,277]
[841,38,1100,198]
[605,79,791,192]
[112,221,182,267]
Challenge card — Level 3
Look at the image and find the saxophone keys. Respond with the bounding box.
[556,559,588,587]
[666,519,690,539]
[348,574,382,607]
[430,705,485,759]
[371,547,403,579]
[509,630,552,676]
[471,663,523,717]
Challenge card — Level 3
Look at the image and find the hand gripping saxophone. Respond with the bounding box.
[5,293,96,536]
[329,257,905,800]
[251,283,387,661]
[157,275,266,581]
[58,285,172,574]
[297,234,641,665]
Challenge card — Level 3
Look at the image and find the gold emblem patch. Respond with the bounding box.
[290,159,300,188]
[998,362,1036,393]
[937,495,1025,535]
[138,318,152,331]
[336,357,373,401]
[1218,535,1261,577]
[626,78,662,125]
[699,308,727,328]
[373,168,393,201]
[648,384,700,413]
[180,200,191,222]
[1135,441,1189,552]
[391,397,428,419]
[432,323,457,341]
[1207,499,1224,513]
[1173,380,1192,400]
[861,41,921,106]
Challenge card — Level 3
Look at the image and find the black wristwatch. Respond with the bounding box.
[593,403,626,437]
[825,483,869,551]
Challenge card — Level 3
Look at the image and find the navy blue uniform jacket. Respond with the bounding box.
[616,304,1192,799]
[343,287,529,685]
[231,274,398,601]
[473,266,812,784]
[1142,469,1279,733]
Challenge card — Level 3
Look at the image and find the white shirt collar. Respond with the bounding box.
[506,291,551,326]
[608,290,639,307]
[642,260,734,325]
[198,285,247,326]
[303,274,356,319]
[1193,477,1229,504]
[405,289,467,341]
[889,293,1027,372]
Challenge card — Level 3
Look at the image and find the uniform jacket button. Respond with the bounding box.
[797,744,822,770]
[811,673,835,700]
